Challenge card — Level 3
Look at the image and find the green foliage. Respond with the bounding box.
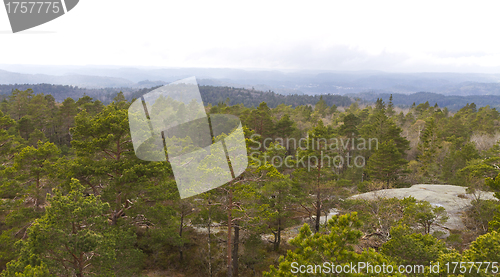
[424,231,500,277]
[486,172,500,200]
[417,117,441,180]
[485,173,500,230]
[69,102,169,224]
[0,141,60,268]
[360,106,409,156]
[2,86,500,276]
[402,199,448,235]
[380,224,448,265]
[366,139,408,188]
[246,102,274,140]
[2,179,143,276]
[199,85,352,108]
[338,113,360,138]
[1,260,51,277]
[463,231,500,264]
[442,142,480,185]
[314,96,328,117]
[295,120,337,233]
[274,113,297,143]
[264,212,401,276]
[10,141,60,207]
[0,110,18,170]
[257,179,300,251]
[462,199,499,234]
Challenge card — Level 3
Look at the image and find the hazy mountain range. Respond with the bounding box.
[2,65,500,95]
[2,65,500,110]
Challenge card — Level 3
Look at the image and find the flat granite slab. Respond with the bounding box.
[350,184,498,230]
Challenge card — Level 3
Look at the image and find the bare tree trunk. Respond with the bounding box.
[227,188,233,277]
[315,156,322,233]
[111,193,121,226]
[208,208,212,277]
[179,210,184,262]
[315,195,321,233]
[35,173,41,210]
[75,254,83,277]
[232,222,239,277]
[275,217,281,251]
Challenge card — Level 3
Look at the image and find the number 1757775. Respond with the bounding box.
[445,262,499,274]
[5,2,61,14]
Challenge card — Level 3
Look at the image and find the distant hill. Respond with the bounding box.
[6,83,500,111]
[0,69,134,88]
[356,91,500,110]
[197,86,352,108]
[0,84,353,108]
[3,66,500,96]
[125,85,353,108]
[0,83,125,103]
[441,82,500,96]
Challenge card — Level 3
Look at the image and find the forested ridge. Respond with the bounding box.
[0,84,353,108]
[356,91,500,110]
[7,83,500,111]
[0,84,122,103]
[0,88,500,276]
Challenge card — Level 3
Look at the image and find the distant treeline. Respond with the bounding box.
[356,91,500,110]
[197,86,352,108]
[1,84,354,108]
[7,83,500,110]
[116,85,354,108]
[0,84,122,103]
[128,85,353,108]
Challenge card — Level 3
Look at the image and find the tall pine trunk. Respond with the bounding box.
[274,217,281,251]
[232,222,239,277]
[208,204,213,277]
[314,144,323,233]
[179,210,184,262]
[227,188,233,277]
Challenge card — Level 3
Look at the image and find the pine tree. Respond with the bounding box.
[57,98,79,145]
[338,113,360,138]
[259,178,300,251]
[387,94,395,117]
[245,102,274,149]
[366,139,408,188]
[314,96,328,117]
[274,114,296,143]
[329,104,337,114]
[360,107,409,157]
[375,98,385,111]
[0,110,16,165]
[296,120,336,233]
[69,102,169,225]
[264,213,401,277]
[417,117,440,180]
[380,224,447,265]
[2,179,143,276]
[8,89,33,121]
[11,141,60,210]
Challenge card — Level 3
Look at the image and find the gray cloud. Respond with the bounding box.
[186,44,500,73]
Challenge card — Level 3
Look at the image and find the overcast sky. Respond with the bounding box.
[1,0,500,73]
